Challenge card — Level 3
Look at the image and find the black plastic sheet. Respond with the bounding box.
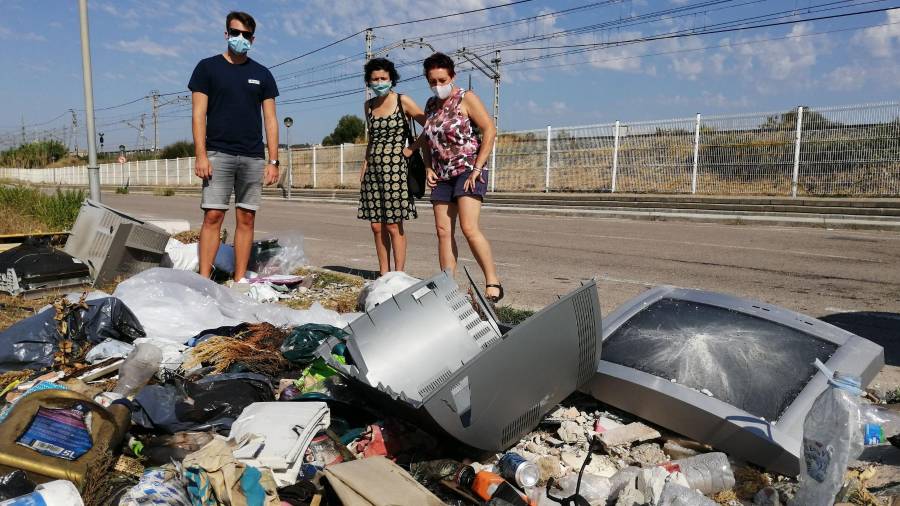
[0,470,35,500]
[0,297,145,372]
[131,373,274,434]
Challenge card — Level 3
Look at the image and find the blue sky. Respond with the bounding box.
[2,0,900,151]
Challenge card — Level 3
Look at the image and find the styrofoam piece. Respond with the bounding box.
[230,402,330,487]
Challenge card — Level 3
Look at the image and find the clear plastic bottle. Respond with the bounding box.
[794,372,864,506]
[112,342,162,397]
[498,452,541,488]
[658,452,735,495]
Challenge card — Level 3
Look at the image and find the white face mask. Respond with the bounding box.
[431,83,453,99]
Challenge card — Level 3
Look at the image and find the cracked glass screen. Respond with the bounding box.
[603,298,838,421]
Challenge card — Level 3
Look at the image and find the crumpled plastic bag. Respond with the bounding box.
[133,337,188,372]
[281,324,349,365]
[247,283,280,303]
[357,271,421,312]
[162,238,199,272]
[85,338,134,364]
[256,235,305,277]
[131,372,274,434]
[0,297,145,372]
[119,467,191,506]
[112,268,351,345]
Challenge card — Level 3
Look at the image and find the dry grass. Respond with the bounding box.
[285,267,364,313]
[732,466,773,500]
[173,230,201,243]
[0,205,47,235]
[0,292,56,332]
[182,322,291,374]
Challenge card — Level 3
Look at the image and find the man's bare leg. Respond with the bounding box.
[199,209,226,278]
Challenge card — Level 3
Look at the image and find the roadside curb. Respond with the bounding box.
[100,188,900,232]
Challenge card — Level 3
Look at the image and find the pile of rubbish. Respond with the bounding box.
[0,200,894,506]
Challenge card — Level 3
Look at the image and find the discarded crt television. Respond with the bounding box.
[581,286,884,475]
[64,200,170,286]
[0,237,91,296]
[317,268,602,451]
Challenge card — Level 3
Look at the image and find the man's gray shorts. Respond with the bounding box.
[201,151,265,211]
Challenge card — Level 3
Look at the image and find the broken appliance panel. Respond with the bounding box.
[0,238,92,296]
[582,285,884,476]
[319,269,602,451]
[64,200,170,286]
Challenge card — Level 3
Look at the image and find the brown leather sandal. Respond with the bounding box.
[485,283,504,303]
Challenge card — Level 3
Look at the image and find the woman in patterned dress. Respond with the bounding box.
[416,52,503,302]
[358,58,425,276]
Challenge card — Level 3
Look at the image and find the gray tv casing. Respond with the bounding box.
[64,200,170,286]
[318,269,603,451]
[581,285,884,476]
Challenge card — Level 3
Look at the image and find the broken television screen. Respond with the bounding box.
[602,298,838,422]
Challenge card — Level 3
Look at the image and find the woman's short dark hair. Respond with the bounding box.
[364,58,399,86]
[423,52,455,77]
[226,11,256,34]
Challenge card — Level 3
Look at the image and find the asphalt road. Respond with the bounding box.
[103,192,900,318]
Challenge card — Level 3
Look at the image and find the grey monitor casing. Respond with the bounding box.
[581,285,884,476]
[64,200,170,286]
[320,269,602,451]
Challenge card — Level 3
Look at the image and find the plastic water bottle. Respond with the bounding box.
[112,342,162,397]
[658,452,735,495]
[498,452,540,488]
[794,371,865,506]
[0,480,83,506]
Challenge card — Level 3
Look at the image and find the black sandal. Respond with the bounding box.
[485,283,504,303]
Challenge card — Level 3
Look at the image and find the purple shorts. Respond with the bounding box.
[430,170,488,203]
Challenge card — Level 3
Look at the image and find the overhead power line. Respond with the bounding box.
[268,0,535,69]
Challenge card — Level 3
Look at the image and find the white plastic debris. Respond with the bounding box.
[162,238,199,272]
[358,271,421,312]
[85,338,134,364]
[246,283,280,303]
[132,337,187,372]
[230,402,330,487]
[113,268,349,344]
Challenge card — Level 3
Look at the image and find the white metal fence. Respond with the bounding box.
[2,101,899,197]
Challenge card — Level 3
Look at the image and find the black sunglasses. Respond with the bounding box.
[228,27,254,39]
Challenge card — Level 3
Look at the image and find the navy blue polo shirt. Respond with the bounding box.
[188,55,279,158]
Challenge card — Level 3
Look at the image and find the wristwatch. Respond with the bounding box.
[268,159,280,167]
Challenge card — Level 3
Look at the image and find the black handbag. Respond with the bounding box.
[396,94,426,199]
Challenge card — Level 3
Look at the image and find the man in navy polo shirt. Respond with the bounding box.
[189,10,279,281]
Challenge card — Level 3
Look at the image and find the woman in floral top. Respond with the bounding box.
[416,52,503,302]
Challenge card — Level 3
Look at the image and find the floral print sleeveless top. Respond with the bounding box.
[424,88,480,181]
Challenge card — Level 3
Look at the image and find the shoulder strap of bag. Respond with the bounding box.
[396,94,416,143]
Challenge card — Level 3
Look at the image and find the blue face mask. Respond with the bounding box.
[228,35,251,55]
[369,82,392,97]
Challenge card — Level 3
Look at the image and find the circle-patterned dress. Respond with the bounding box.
[358,102,417,223]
